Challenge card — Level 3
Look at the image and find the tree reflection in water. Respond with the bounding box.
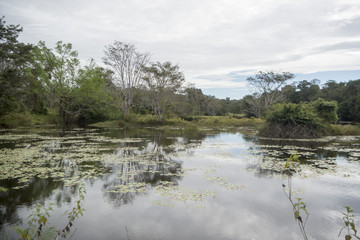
[103,141,184,207]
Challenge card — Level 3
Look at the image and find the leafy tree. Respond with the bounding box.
[103,41,150,116]
[336,80,360,121]
[311,98,338,122]
[281,84,298,103]
[246,71,294,117]
[223,98,243,114]
[320,80,346,103]
[184,87,206,116]
[143,61,184,121]
[295,79,320,103]
[73,60,114,123]
[0,16,36,116]
[32,41,80,124]
[203,96,225,116]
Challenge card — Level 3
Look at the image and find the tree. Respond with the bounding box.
[311,98,338,123]
[320,80,345,103]
[246,71,294,117]
[281,84,298,103]
[295,79,320,103]
[335,79,360,121]
[242,94,262,118]
[32,41,80,124]
[103,41,150,116]
[143,61,185,121]
[0,16,36,116]
[184,87,206,116]
[203,96,225,116]
[73,59,114,123]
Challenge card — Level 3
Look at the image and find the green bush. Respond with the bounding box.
[261,100,338,138]
[0,112,33,128]
[311,98,338,122]
[0,110,59,128]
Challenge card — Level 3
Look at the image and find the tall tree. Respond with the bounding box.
[0,16,35,115]
[246,71,294,117]
[103,41,150,116]
[143,61,184,121]
[32,41,80,124]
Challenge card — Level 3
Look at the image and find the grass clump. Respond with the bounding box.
[192,116,264,128]
[90,114,264,129]
[328,124,360,135]
[0,111,59,128]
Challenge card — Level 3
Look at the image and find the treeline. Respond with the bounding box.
[1,17,359,128]
[280,79,360,122]
[0,17,233,126]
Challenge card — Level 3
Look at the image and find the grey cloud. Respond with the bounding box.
[336,17,360,37]
[315,40,360,52]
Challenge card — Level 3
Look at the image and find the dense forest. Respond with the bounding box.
[1,17,360,128]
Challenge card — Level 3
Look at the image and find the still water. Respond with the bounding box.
[1,127,360,240]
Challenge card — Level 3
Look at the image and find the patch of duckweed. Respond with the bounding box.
[152,200,175,207]
[107,182,148,194]
[202,168,245,190]
[258,136,330,142]
[0,131,140,190]
[154,181,216,203]
[91,136,145,143]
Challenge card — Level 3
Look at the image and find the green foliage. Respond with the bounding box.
[266,102,320,125]
[143,61,185,122]
[32,40,80,125]
[311,98,338,122]
[293,197,309,222]
[261,99,338,138]
[282,155,309,240]
[328,124,360,136]
[339,206,360,240]
[73,60,115,124]
[280,79,360,122]
[192,116,263,127]
[246,71,295,117]
[13,184,86,240]
[13,203,55,240]
[0,17,39,116]
[2,16,360,128]
[284,154,300,171]
[0,111,59,128]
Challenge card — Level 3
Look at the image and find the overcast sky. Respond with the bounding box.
[1,0,360,99]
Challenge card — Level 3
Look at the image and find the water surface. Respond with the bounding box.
[1,127,360,240]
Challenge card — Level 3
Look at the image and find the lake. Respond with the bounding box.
[1,127,360,240]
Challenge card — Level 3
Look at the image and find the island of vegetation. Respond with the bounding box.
[1,17,359,137]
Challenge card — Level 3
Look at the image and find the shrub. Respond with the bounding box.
[311,98,338,122]
[261,100,338,138]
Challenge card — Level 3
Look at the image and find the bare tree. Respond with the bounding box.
[143,61,184,121]
[246,71,294,117]
[103,41,150,116]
